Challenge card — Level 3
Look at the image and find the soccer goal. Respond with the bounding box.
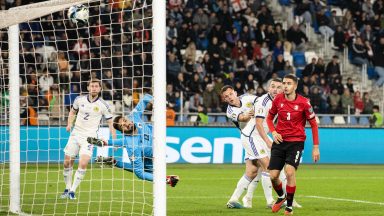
[0,0,166,215]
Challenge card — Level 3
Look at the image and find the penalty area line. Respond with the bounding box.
[303,195,384,206]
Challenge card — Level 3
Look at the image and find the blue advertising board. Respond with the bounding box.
[0,126,383,164]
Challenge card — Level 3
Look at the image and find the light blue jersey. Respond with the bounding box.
[108,94,154,181]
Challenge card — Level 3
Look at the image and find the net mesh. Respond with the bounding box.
[0,0,155,215]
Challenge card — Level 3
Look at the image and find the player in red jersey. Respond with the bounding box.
[266,74,320,215]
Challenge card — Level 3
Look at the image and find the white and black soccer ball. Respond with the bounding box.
[67,5,89,25]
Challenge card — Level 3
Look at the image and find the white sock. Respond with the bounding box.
[70,168,86,193]
[245,169,261,199]
[261,171,274,204]
[230,174,252,201]
[279,170,287,195]
[63,167,73,190]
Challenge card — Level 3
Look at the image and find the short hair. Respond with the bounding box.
[87,79,102,87]
[267,78,282,87]
[220,85,234,95]
[373,105,380,110]
[283,74,298,84]
[113,115,124,132]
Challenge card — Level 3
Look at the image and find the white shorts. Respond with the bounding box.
[241,134,270,160]
[64,134,94,158]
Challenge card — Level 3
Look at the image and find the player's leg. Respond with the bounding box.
[61,136,79,198]
[69,138,93,199]
[243,165,261,208]
[227,159,258,209]
[268,142,287,213]
[255,142,274,208]
[283,141,304,215]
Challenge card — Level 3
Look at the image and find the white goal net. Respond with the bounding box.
[0,0,166,215]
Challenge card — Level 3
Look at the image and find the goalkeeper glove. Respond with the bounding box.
[87,137,106,147]
[166,175,179,187]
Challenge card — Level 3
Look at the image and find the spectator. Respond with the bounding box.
[20,97,38,126]
[166,19,178,41]
[362,92,374,114]
[317,9,335,40]
[374,37,384,87]
[255,85,265,97]
[244,73,258,94]
[341,88,354,114]
[330,77,344,95]
[314,57,325,75]
[39,70,54,94]
[345,77,355,94]
[342,10,354,31]
[325,55,341,79]
[369,105,383,128]
[166,52,181,85]
[187,73,203,93]
[302,57,317,77]
[189,92,203,112]
[195,104,209,126]
[350,37,371,66]
[333,25,346,51]
[286,23,308,51]
[329,88,341,113]
[203,83,221,112]
[174,72,188,93]
[309,86,321,113]
[166,103,176,126]
[354,91,364,114]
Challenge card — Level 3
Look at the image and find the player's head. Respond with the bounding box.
[220,85,238,106]
[267,78,283,98]
[282,74,298,96]
[87,79,102,97]
[113,115,135,135]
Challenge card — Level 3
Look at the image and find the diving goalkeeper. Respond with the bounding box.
[87,94,179,187]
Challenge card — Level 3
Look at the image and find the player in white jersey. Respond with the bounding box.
[242,78,302,209]
[61,79,116,199]
[221,85,259,209]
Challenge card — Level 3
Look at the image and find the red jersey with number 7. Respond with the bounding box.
[268,93,316,142]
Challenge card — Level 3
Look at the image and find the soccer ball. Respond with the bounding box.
[67,5,89,25]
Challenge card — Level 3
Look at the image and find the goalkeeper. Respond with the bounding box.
[88,94,179,187]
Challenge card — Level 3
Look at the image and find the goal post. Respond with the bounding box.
[1,0,167,215]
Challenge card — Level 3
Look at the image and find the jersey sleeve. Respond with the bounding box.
[132,94,153,118]
[226,106,241,122]
[254,98,268,119]
[72,96,80,110]
[102,102,113,120]
[268,96,278,117]
[304,99,316,120]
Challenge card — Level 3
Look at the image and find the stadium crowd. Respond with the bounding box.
[0,0,382,126]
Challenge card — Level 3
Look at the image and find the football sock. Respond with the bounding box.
[245,170,261,199]
[286,185,296,207]
[63,167,73,190]
[272,181,285,198]
[70,168,86,192]
[230,174,252,201]
[261,171,274,204]
[279,170,287,195]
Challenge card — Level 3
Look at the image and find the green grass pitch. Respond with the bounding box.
[1,164,384,215]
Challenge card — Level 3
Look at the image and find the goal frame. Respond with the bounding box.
[3,0,166,215]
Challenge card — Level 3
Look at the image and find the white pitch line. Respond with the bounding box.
[168,195,384,206]
[303,195,384,206]
[185,177,384,180]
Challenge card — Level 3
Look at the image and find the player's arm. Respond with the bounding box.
[256,118,273,148]
[266,100,283,144]
[67,96,80,132]
[107,118,117,139]
[305,101,320,162]
[132,94,153,116]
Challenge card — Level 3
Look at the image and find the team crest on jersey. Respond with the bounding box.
[280,103,284,108]
[309,107,314,113]
[246,102,253,108]
[258,108,263,114]
[137,123,143,128]
[294,105,299,110]
[260,149,266,154]
[93,106,99,112]
[232,113,237,119]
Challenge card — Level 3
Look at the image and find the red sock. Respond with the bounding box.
[286,185,296,207]
[273,182,284,197]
